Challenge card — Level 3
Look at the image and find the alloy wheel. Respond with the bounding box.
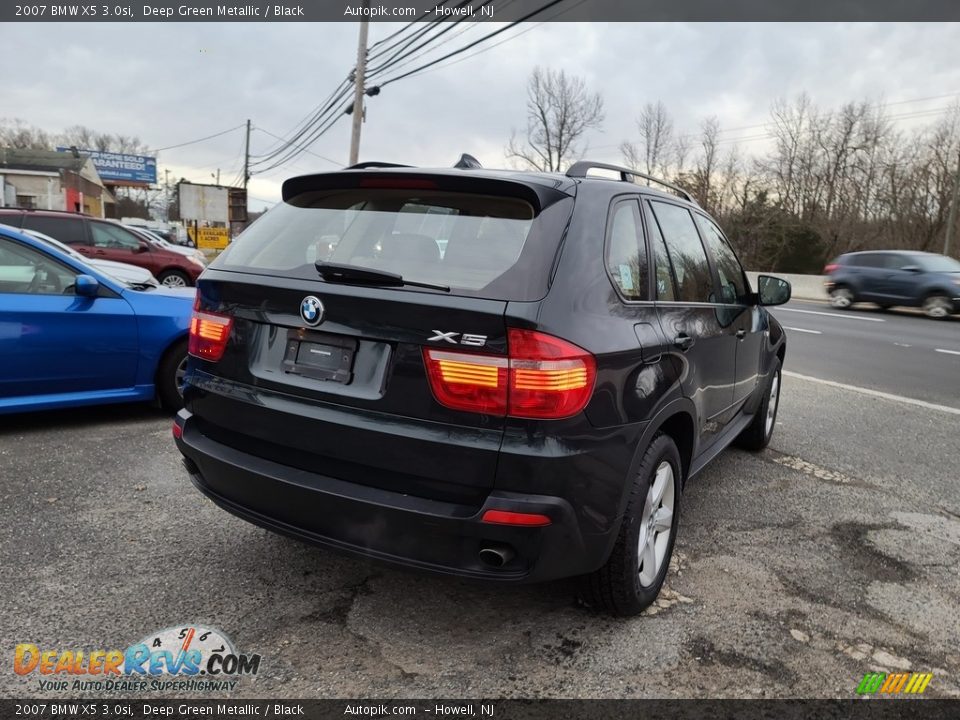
[923,296,950,319]
[637,461,675,588]
[830,288,853,308]
[162,275,188,288]
[765,371,780,438]
[175,357,187,398]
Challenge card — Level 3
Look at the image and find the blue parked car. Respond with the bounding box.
[0,225,193,414]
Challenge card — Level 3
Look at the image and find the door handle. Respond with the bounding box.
[736,329,746,340]
[673,334,694,351]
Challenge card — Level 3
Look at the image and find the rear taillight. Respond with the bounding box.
[422,329,596,420]
[422,350,508,415]
[823,262,839,274]
[188,298,232,361]
[506,329,596,419]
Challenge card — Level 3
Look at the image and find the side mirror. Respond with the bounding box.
[901,265,921,273]
[75,274,100,298]
[135,241,150,253]
[758,275,791,306]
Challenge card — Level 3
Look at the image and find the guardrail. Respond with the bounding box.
[747,272,825,301]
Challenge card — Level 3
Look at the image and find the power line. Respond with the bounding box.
[250,81,354,164]
[366,2,489,76]
[151,124,245,153]
[374,0,570,89]
[254,127,342,166]
[252,103,352,175]
[366,0,453,54]
[378,0,587,83]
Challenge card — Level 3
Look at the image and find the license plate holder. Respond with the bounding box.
[282,330,356,384]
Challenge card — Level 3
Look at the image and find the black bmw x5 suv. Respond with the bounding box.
[173,159,791,615]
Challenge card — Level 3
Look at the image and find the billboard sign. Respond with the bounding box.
[179,182,229,224]
[57,147,157,185]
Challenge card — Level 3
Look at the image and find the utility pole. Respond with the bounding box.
[243,118,251,192]
[164,169,171,221]
[945,146,960,257]
[348,3,369,166]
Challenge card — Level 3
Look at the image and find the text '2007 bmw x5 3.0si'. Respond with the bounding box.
[173,157,791,616]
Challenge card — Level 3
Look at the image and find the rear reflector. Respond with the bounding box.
[423,329,596,419]
[172,421,183,439]
[481,510,552,527]
[188,306,233,362]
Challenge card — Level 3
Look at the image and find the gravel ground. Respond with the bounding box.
[1,375,958,699]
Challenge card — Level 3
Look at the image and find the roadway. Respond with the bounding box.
[770,299,960,410]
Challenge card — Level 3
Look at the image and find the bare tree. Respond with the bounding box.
[0,118,52,149]
[507,67,604,172]
[621,101,674,176]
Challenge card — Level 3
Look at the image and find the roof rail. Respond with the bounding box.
[565,161,696,205]
[345,161,414,170]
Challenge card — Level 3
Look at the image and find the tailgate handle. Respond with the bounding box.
[673,334,694,351]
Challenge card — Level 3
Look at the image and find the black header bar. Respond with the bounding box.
[4,0,960,22]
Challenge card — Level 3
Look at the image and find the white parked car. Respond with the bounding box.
[125,226,207,264]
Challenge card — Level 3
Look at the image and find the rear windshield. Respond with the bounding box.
[215,188,573,301]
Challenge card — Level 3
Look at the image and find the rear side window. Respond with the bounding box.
[695,214,746,303]
[217,188,574,302]
[21,215,87,246]
[90,222,142,250]
[849,253,884,268]
[643,202,677,301]
[605,200,647,300]
[649,201,715,303]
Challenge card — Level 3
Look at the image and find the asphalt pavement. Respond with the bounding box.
[2,345,959,698]
[771,299,960,409]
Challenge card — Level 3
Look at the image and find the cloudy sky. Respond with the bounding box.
[4,21,959,210]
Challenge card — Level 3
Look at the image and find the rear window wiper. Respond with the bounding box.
[315,261,450,292]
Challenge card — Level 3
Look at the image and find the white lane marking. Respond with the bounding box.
[894,342,912,348]
[783,326,822,335]
[779,307,885,322]
[783,371,960,416]
[935,348,960,356]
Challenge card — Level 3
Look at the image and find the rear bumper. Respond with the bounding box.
[174,409,612,582]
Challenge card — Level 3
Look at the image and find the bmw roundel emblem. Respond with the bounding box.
[300,296,324,326]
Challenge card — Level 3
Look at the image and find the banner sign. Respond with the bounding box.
[57,148,157,185]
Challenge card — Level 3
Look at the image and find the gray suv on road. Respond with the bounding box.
[824,250,960,318]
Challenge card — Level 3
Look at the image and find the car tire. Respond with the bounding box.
[157,339,188,411]
[922,293,952,319]
[829,286,854,309]
[580,433,682,616]
[158,270,191,288]
[735,358,782,451]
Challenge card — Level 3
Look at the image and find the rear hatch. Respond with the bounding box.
[187,169,575,505]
